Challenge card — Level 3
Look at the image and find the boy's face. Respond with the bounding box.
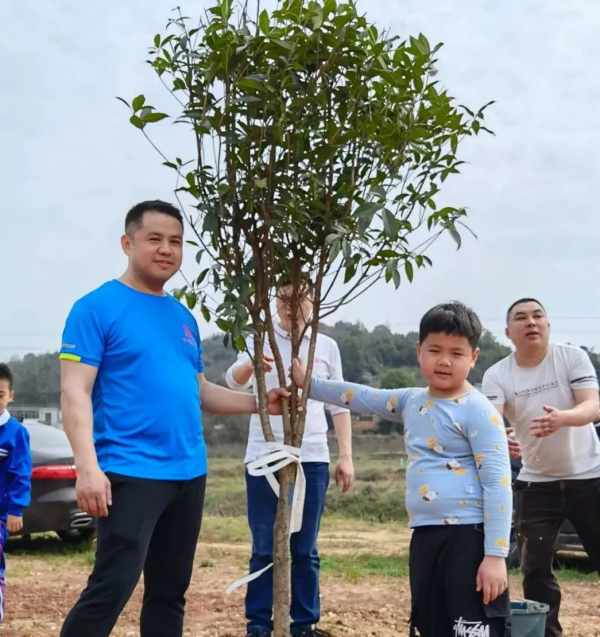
[0,380,14,415]
[276,284,314,332]
[416,332,478,393]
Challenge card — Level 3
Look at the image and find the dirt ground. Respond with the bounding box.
[4,526,600,637]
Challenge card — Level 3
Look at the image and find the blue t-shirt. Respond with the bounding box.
[59,280,207,480]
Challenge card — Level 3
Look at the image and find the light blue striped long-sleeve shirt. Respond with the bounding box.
[311,379,513,557]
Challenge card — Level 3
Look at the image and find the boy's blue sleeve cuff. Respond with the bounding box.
[7,506,23,517]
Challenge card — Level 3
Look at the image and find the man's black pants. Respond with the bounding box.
[60,472,206,637]
[409,524,510,637]
[514,478,600,637]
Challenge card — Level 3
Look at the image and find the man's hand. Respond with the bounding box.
[266,387,291,416]
[530,406,564,438]
[291,358,307,389]
[335,456,354,493]
[477,556,508,605]
[76,464,112,517]
[245,354,275,374]
[6,515,23,533]
[505,427,522,459]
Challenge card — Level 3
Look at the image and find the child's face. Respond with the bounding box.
[0,380,14,414]
[416,332,478,394]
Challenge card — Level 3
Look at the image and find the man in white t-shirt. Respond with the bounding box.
[482,298,600,637]
[226,280,353,637]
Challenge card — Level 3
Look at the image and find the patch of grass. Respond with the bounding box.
[201,516,250,544]
[6,534,95,567]
[321,553,409,583]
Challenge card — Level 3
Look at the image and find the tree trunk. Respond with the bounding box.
[272,463,296,637]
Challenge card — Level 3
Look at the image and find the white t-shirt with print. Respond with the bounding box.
[225,323,349,464]
[482,343,600,481]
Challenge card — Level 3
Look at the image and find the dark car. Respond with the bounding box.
[21,423,96,544]
[507,421,600,568]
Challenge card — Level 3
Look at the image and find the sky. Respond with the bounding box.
[3,0,600,359]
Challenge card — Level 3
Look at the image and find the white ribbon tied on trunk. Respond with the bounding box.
[226,442,306,595]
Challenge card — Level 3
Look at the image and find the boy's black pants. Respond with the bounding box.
[60,472,206,637]
[409,524,510,637]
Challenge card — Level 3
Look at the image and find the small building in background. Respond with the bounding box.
[10,406,61,426]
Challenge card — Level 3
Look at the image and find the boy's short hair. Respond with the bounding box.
[419,302,482,350]
[506,297,545,325]
[0,363,13,390]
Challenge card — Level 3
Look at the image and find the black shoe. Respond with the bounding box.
[292,629,332,637]
[246,631,272,637]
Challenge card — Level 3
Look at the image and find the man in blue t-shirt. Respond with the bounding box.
[59,201,288,637]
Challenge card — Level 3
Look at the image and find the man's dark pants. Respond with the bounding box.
[245,462,329,634]
[60,472,206,637]
[514,478,600,637]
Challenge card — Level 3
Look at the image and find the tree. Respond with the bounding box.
[121,1,493,633]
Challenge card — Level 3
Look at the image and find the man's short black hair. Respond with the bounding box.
[0,364,13,390]
[419,302,483,350]
[125,200,184,235]
[506,298,545,325]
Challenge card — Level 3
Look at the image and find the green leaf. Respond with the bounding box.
[472,120,481,134]
[344,264,357,283]
[197,268,209,285]
[255,178,268,189]
[446,223,462,249]
[201,304,211,323]
[450,135,458,155]
[216,318,232,332]
[130,115,145,130]
[392,268,401,289]
[259,9,270,35]
[115,96,130,109]
[311,7,324,29]
[185,292,197,310]
[142,112,169,123]
[382,209,399,241]
[235,335,246,351]
[154,34,160,48]
[405,261,414,283]
[231,95,262,105]
[132,95,146,113]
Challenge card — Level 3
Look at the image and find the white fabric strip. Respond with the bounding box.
[226,442,305,595]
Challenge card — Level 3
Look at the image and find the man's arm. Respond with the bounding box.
[199,374,288,415]
[530,388,600,437]
[332,412,354,492]
[61,360,112,517]
[482,368,521,458]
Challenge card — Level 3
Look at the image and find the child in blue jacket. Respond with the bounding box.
[0,363,32,620]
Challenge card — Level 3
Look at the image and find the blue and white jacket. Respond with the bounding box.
[0,411,31,519]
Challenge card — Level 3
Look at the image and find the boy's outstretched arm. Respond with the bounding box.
[466,403,513,604]
[6,426,32,532]
[293,359,408,423]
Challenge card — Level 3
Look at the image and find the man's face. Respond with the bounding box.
[506,301,550,349]
[122,211,183,285]
[276,284,314,330]
[0,380,14,415]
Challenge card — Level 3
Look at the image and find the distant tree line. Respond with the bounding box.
[6,322,600,442]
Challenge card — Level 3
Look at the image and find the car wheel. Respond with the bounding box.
[57,528,96,545]
[507,535,520,570]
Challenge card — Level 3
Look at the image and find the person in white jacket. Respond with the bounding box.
[226,280,353,637]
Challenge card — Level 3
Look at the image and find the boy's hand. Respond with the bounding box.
[291,358,307,389]
[476,556,508,605]
[7,514,23,533]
